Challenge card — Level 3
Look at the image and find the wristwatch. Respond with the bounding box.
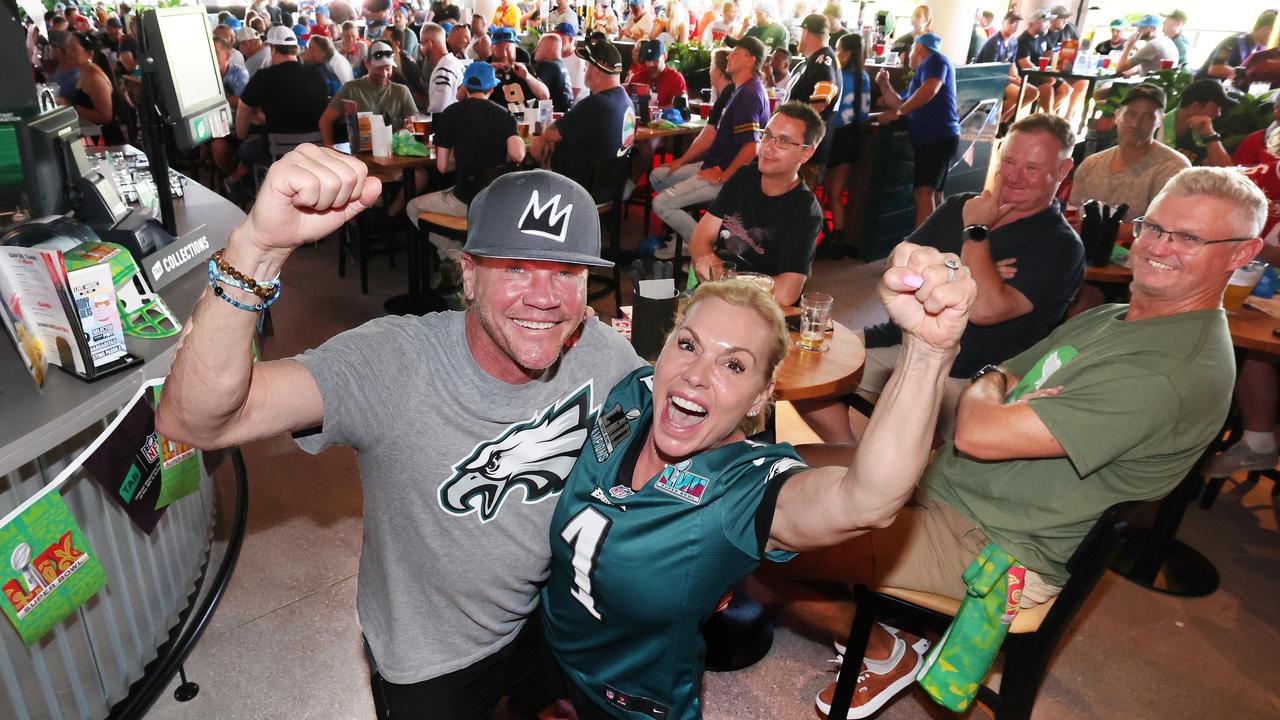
[963,224,990,241]
[1202,133,1222,143]
[969,364,1009,392]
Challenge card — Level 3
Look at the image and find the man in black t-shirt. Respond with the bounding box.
[533,33,574,112]
[98,17,138,74]
[1016,9,1070,113]
[690,102,824,308]
[795,113,1084,445]
[490,26,550,114]
[786,15,842,189]
[535,35,636,189]
[405,62,526,266]
[430,0,463,23]
[229,28,329,199]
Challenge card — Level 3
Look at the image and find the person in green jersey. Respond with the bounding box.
[539,243,979,720]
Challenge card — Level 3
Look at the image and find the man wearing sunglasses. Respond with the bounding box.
[687,102,824,307]
[318,40,418,148]
[768,166,1266,719]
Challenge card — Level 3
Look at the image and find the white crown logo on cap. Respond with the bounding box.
[517,190,573,243]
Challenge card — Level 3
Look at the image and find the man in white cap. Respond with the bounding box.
[318,40,418,147]
[227,24,329,199]
[238,25,270,77]
[158,153,643,716]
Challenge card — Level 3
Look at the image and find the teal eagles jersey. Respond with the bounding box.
[541,367,809,720]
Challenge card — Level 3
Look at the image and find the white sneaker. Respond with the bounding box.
[1202,442,1279,477]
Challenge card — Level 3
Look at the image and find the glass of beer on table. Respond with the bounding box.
[798,291,834,352]
[1225,261,1267,312]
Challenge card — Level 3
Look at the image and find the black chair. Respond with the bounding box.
[586,154,633,312]
[825,501,1139,720]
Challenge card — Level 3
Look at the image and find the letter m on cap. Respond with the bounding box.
[517,190,573,243]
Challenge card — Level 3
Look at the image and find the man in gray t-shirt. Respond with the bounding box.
[157,154,643,716]
[1070,84,1190,221]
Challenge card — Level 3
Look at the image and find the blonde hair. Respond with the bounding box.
[667,279,790,435]
[1155,167,1268,237]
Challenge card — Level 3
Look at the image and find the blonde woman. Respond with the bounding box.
[538,246,976,719]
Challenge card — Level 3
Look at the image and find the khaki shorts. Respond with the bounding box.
[779,492,987,601]
[777,493,1061,606]
[856,343,967,441]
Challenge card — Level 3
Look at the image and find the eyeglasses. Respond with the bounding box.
[760,130,811,150]
[370,50,394,60]
[1131,217,1253,254]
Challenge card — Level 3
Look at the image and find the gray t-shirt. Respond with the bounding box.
[1130,35,1178,74]
[1069,142,1190,221]
[294,310,643,683]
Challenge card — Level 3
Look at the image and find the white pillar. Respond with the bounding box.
[474,0,499,25]
[928,1,981,66]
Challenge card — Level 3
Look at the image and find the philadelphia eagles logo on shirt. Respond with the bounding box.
[439,383,595,522]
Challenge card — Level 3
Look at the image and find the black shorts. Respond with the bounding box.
[365,615,549,720]
[827,122,863,167]
[912,135,960,191]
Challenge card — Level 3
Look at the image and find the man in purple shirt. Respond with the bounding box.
[645,36,770,259]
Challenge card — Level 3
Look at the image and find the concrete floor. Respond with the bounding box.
[151,227,1280,719]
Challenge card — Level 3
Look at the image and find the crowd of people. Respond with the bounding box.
[20,2,1280,719]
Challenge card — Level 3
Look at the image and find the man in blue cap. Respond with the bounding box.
[644,38,690,106]
[555,21,587,103]
[875,31,960,227]
[489,25,551,113]
[407,61,528,269]
[1116,14,1177,77]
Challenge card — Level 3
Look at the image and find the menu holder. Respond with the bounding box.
[0,245,141,386]
[631,293,678,361]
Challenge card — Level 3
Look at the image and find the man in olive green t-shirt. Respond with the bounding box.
[741,3,791,52]
[768,167,1268,719]
[318,41,419,148]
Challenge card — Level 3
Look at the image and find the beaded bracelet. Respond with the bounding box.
[208,261,282,312]
[210,249,279,300]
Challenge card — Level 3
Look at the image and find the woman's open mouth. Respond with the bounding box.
[665,394,709,430]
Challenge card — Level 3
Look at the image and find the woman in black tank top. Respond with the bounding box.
[62,32,125,146]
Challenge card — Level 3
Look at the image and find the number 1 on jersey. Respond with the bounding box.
[560,507,611,621]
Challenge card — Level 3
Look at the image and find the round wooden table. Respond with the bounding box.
[774,319,865,401]
[1229,296,1280,355]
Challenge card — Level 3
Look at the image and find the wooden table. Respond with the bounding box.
[774,318,866,402]
[1229,295,1280,355]
[635,122,705,142]
[1084,262,1133,284]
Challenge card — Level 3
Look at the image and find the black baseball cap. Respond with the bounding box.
[736,35,767,62]
[465,171,611,268]
[1179,79,1234,108]
[800,13,828,35]
[1120,84,1167,109]
[576,34,622,74]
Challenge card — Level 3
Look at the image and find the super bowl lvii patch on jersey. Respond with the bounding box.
[654,462,710,505]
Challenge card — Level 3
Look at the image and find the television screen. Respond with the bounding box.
[151,9,223,119]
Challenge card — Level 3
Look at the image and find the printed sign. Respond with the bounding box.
[0,492,107,645]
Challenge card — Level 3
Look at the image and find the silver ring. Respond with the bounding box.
[944,257,960,283]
